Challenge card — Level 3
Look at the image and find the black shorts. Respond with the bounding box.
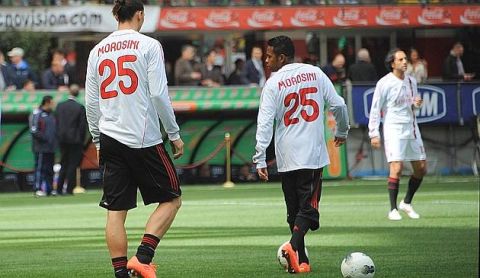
[281,168,323,231]
[99,133,181,211]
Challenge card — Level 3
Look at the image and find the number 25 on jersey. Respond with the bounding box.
[283,87,319,127]
[99,55,138,99]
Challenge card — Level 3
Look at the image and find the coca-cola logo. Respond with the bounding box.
[247,9,282,28]
[291,9,325,26]
[160,10,196,28]
[204,10,239,28]
[461,8,480,24]
[333,9,367,26]
[418,8,451,25]
[376,8,409,25]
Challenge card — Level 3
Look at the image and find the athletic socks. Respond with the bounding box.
[289,222,309,264]
[388,177,400,210]
[404,176,423,204]
[112,256,129,278]
[290,218,311,253]
[136,234,160,264]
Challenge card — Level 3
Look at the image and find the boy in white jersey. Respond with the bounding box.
[368,49,427,221]
[85,1,184,277]
[253,36,349,274]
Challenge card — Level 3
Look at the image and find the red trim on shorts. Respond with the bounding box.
[156,145,178,191]
[310,181,320,210]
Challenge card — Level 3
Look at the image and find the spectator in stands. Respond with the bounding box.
[0,51,10,91]
[174,45,201,86]
[443,42,474,81]
[42,60,70,90]
[5,47,38,90]
[55,84,86,195]
[199,49,224,87]
[322,53,346,84]
[244,46,266,87]
[406,48,428,84]
[227,58,249,85]
[29,95,57,197]
[52,49,76,85]
[348,48,377,82]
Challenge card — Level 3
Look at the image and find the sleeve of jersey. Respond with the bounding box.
[368,80,384,139]
[148,41,180,142]
[252,87,276,169]
[323,75,350,139]
[85,50,101,150]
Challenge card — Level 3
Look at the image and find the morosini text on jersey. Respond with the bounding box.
[97,40,140,56]
[278,72,317,90]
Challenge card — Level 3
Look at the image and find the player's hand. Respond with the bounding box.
[257,168,269,181]
[413,96,423,108]
[370,137,381,149]
[334,137,346,147]
[171,138,184,159]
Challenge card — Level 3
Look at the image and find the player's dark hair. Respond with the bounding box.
[112,0,144,23]
[41,95,53,107]
[384,48,402,72]
[267,36,295,60]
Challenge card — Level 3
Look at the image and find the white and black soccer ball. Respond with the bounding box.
[277,241,309,269]
[341,252,375,278]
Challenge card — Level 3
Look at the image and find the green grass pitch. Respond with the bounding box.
[0,176,478,277]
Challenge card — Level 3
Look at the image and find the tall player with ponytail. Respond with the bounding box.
[85,1,184,277]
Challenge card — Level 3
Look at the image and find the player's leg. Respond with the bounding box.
[293,168,322,261]
[106,210,129,278]
[99,134,137,278]
[127,143,182,278]
[399,159,426,219]
[387,161,403,220]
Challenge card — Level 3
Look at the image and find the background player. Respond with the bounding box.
[368,48,427,221]
[85,1,184,277]
[253,36,349,274]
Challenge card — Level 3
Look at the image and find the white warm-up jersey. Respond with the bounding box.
[85,29,179,149]
[253,63,349,172]
[368,73,421,140]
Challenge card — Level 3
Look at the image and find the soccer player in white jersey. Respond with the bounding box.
[369,49,427,221]
[253,36,349,274]
[85,1,184,277]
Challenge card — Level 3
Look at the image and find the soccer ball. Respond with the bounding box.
[276,241,309,269]
[340,252,375,278]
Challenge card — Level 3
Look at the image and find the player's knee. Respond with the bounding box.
[172,197,182,210]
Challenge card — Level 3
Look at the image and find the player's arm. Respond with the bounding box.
[368,81,385,149]
[148,41,183,158]
[252,86,276,181]
[85,50,101,151]
[322,73,349,146]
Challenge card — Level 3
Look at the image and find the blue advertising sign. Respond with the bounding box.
[351,83,459,125]
[460,84,480,122]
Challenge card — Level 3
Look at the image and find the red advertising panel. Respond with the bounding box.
[158,5,480,31]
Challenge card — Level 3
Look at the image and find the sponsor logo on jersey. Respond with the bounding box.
[204,10,240,28]
[160,10,196,29]
[333,8,367,26]
[417,7,451,25]
[247,10,283,28]
[460,7,480,25]
[375,8,409,25]
[290,9,325,27]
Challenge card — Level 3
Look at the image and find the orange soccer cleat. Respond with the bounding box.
[298,262,311,273]
[127,256,157,278]
[281,242,301,273]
